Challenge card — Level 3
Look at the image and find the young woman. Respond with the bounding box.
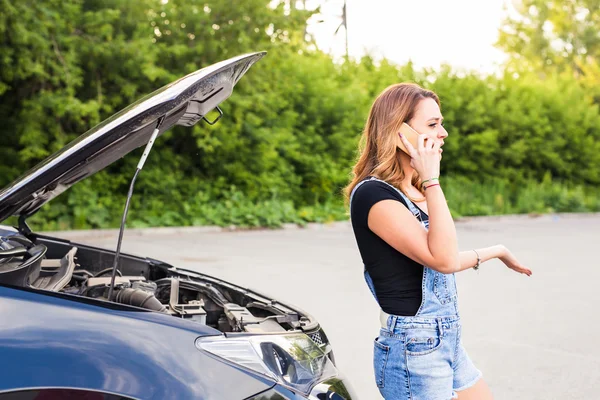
[345,83,532,400]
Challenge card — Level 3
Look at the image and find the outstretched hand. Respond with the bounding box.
[498,245,532,276]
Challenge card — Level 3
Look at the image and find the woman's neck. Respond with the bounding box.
[398,151,416,191]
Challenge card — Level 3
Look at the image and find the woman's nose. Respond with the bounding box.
[438,126,448,139]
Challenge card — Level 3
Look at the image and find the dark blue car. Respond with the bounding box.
[0,53,356,400]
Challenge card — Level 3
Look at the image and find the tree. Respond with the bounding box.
[496,0,600,78]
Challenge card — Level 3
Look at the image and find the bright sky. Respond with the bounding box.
[305,0,514,74]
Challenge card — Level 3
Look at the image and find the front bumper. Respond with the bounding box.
[247,377,357,400]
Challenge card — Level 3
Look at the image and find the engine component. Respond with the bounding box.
[87,276,146,288]
[243,319,286,334]
[177,300,207,324]
[29,247,77,291]
[114,288,167,312]
[87,277,131,287]
[218,315,230,332]
[155,278,229,307]
[223,303,299,333]
[0,244,47,287]
[131,280,157,295]
[168,278,207,324]
[224,303,262,329]
[0,247,27,260]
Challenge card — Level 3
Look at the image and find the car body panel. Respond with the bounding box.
[0,284,275,399]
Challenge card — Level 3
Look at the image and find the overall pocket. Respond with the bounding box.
[405,327,443,356]
[433,271,457,305]
[373,337,390,388]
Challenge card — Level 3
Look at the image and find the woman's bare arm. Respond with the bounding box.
[368,185,459,274]
[457,244,532,276]
[457,245,505,272]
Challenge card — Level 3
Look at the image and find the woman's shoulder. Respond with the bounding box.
[351,178,406,208]
[354,177,401,194]
[350,178,410,227]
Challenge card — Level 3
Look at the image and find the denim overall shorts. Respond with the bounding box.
[350,177,482,400]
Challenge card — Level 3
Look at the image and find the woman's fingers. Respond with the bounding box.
[520,269,532,276]
[417,131,426,151]
[423,137,431,150]
[512,263,532,276]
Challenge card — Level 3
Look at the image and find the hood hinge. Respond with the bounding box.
[18,215,32,235]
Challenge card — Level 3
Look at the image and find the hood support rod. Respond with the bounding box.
[18,215,32,235]
[107,116,165,301]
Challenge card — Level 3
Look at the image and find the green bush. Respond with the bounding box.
[1,0,599,231]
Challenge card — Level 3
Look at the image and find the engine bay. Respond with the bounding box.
[0,230,317,338]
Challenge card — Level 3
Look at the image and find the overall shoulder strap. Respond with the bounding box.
[366,177,421,219]
[349,176,377,215]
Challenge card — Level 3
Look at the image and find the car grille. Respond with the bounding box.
[308,330,326,346]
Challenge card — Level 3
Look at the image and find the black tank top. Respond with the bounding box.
[350,179,428,316]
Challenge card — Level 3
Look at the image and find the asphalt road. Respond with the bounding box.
[53,213,600,400]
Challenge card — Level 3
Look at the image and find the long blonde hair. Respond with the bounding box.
[344,83,441,206]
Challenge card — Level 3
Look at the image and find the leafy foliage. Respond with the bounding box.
[496,0,600,100]
[1,0,598,231]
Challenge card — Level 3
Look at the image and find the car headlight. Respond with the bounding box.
[196,333,338,395]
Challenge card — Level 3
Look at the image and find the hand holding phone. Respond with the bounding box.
[396,122,420,155]
[397,123,441,181]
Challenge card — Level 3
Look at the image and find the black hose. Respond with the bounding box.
[3,234,33,248]
[115,288,167,312]
[95,268,122,278]
[0,247,28,259]
[74,269,94,277]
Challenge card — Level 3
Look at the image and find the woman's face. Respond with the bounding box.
[407,98,448,154]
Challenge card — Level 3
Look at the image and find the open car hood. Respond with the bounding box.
[0,52,266,224]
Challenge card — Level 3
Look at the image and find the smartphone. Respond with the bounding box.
[396,122,420,154]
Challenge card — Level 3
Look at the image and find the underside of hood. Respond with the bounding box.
[0,52,266,224]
